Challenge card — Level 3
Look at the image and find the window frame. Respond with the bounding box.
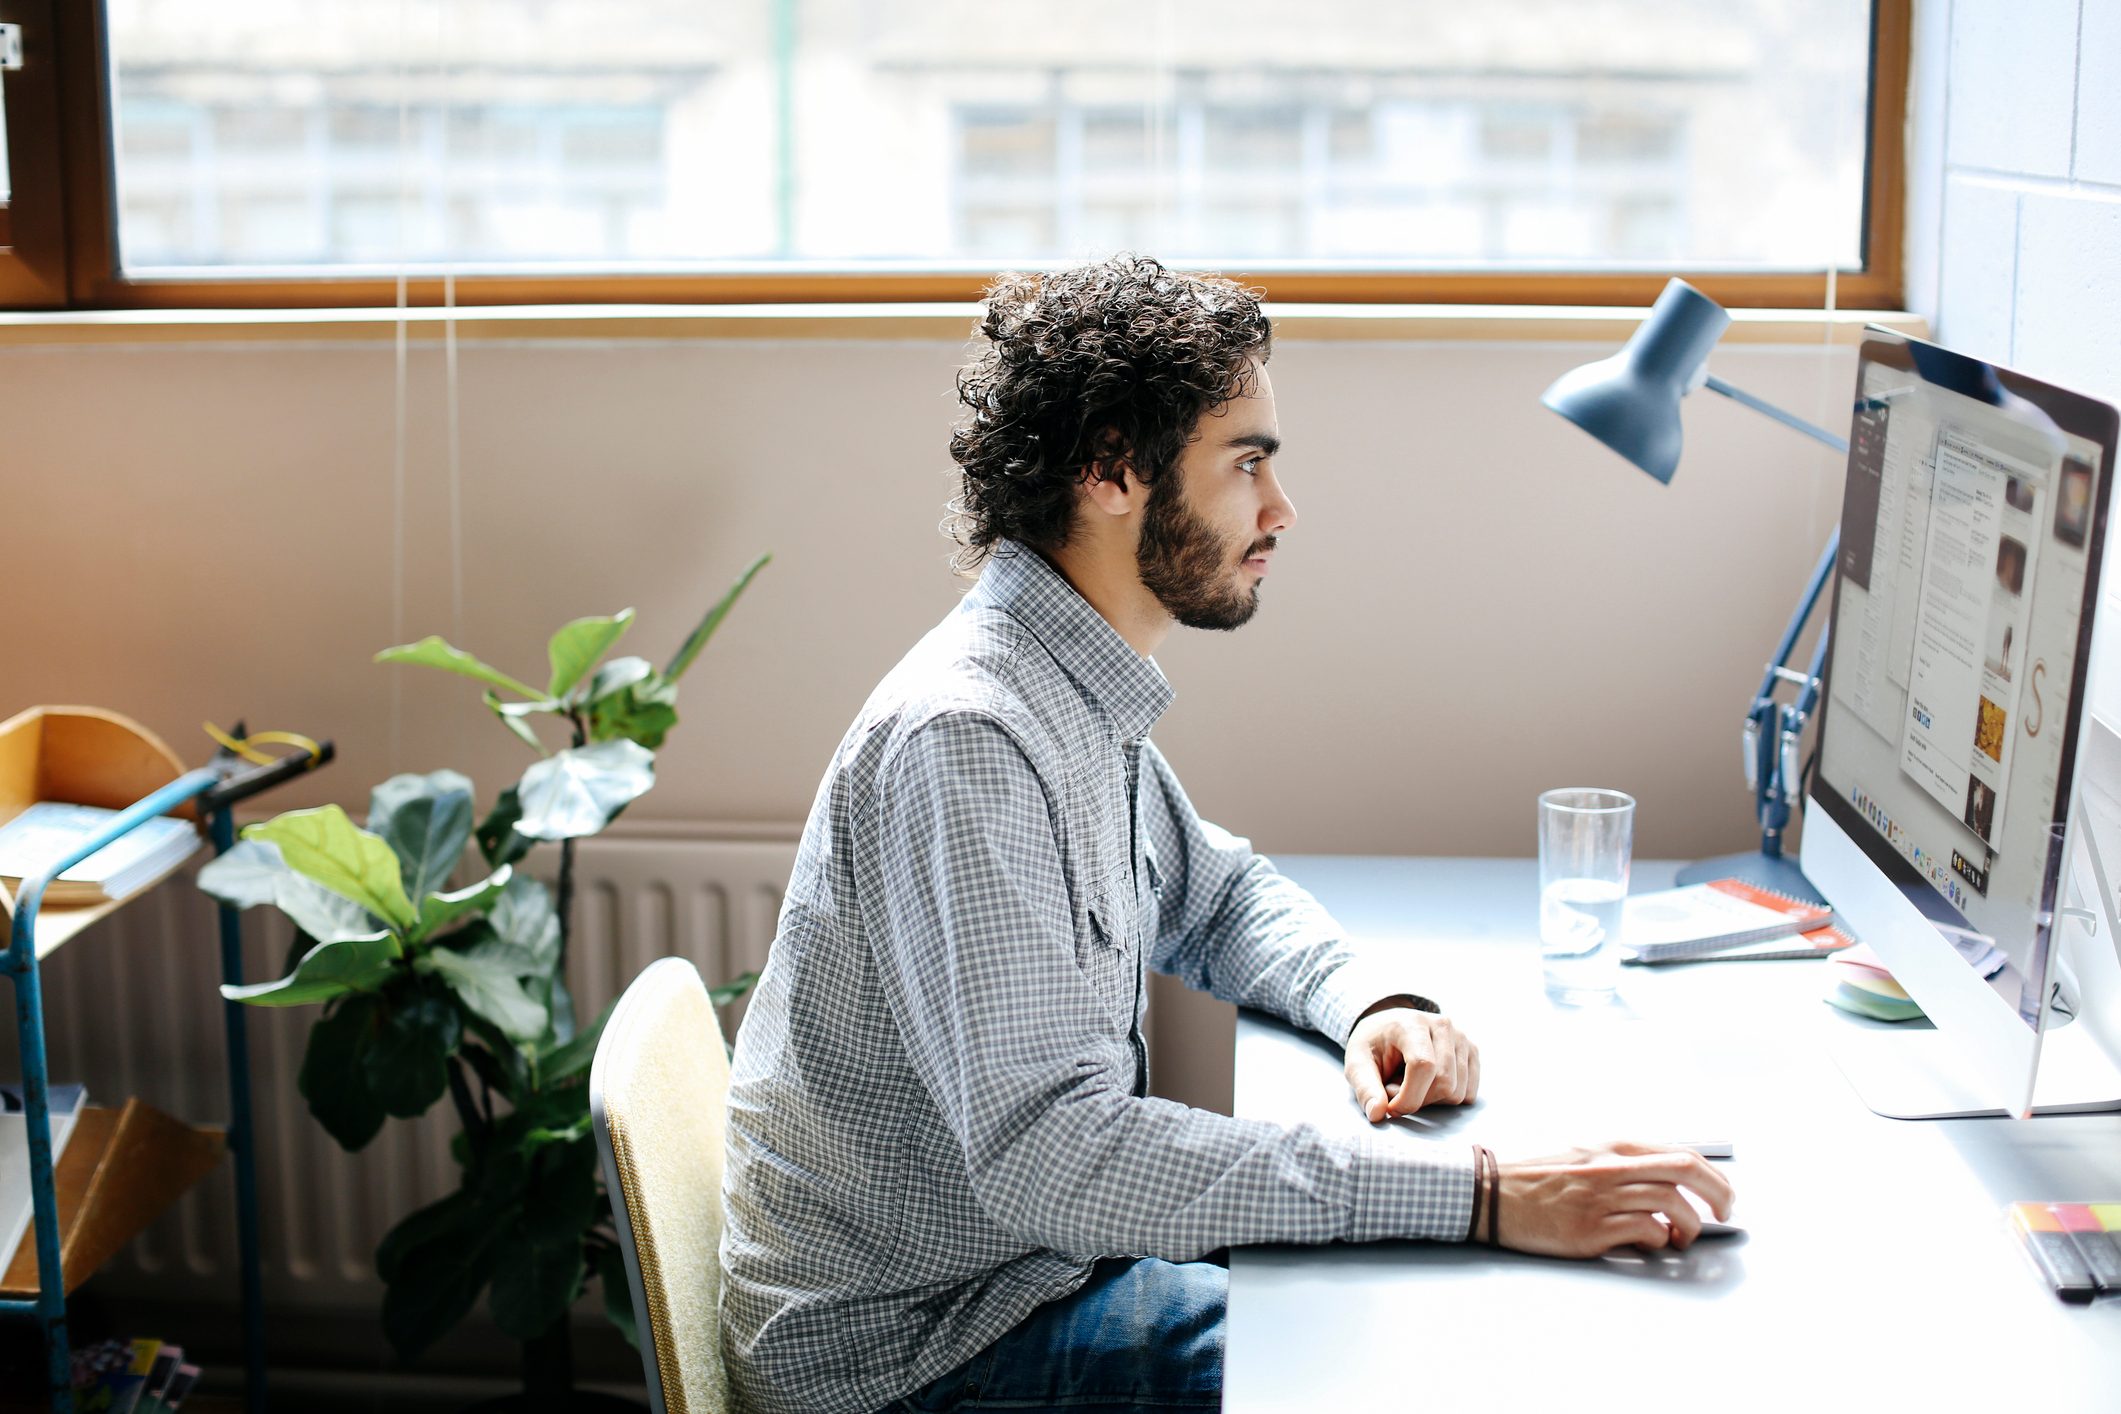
[3,0,1909,313]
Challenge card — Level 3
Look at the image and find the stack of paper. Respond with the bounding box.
[1824,944,1927,1021]
[1621,877,1853,964]
[71,1335,202,1412]
[1,1082,90,1267]
[0,801,201,906]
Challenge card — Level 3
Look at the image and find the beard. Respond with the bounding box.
[1136,477,1275,632]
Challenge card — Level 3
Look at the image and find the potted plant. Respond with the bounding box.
[197,554,769,1410]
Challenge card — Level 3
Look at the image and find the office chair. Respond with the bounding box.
[590,957,733,1414]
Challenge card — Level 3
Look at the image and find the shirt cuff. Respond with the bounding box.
[1309,959,1442,1044]
[1346,1137,1477,1244]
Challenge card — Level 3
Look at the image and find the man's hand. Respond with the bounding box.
[1495,1141,1735,1256]
[1343,1005,1479,1121]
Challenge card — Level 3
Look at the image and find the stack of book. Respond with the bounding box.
[1620,877,1854,964]
[0,802,200,906]
[70,1336,202,1412]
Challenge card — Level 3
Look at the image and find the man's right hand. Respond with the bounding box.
[1494,1141,1734,1257]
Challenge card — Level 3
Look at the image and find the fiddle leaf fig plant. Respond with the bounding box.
[197,553,769,1389]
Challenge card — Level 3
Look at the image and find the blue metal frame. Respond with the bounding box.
[3,770,271,1414]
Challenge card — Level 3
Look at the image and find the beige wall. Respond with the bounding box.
[2,327,1855,1108]
[4,331,1851,851]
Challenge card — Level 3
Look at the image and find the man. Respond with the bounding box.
[721,254,1733,1414]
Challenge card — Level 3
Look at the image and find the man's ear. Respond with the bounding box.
[1080,459,1144,519]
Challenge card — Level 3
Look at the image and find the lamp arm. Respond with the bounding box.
[1696,373,1847,862]
[1756,529,1839,710]
[1750,528,1838,860]
[1704,375,1851,455]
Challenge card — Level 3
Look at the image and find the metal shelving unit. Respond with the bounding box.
[0,707,332,1414]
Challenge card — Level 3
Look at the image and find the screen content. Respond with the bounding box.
[1819,350,2107,1024]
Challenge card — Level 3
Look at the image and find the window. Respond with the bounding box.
[0,0,1909,310]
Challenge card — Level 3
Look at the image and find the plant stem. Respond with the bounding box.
[446,1055,487,1154]
[555,714,587,978]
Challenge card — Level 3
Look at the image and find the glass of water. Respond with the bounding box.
[1537,788,1635,1005]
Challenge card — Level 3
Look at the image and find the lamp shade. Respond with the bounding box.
[1540,277,1731,484]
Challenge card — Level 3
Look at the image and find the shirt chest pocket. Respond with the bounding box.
[1078,873,1140,1031]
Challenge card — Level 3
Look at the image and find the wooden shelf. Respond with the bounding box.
[2,1099,225,1299]
[0,706,204,960]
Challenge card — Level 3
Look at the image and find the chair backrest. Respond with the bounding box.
[591,956,734,1414]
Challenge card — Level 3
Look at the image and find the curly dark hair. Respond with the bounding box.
[944,254,1273,574]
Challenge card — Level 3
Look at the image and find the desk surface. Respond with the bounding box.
[1227,857,2121,1411]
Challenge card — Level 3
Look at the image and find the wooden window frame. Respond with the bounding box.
[3,0,1908,314]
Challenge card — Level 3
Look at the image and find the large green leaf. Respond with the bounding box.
[196,838,290,910]
[489,1220,586,1341]
[514,740,656,841]
[300,997,387,1150]
[665,552,771,682]
[376,634,544,702]
[488,1142,599,1340]
[546,609,636,700]
[222,932,400,1007]
[461,1014,530,1104]
[533,973,579,1049]
[476,786,535,869]
[536,997,615,1085]
[244,806,418,933]
[378,1187,481,1284]
[411,864,513,945]
[484,876,561,974]
[369,770,477,903]
[418,944,548,1043]
[379,1191,515,1363]
[597,1242,640,1351]
[200,839,384,944]
[362,989,462,1119]
[271,878,386,951]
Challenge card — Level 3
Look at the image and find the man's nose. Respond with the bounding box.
[1262,470,1298,534]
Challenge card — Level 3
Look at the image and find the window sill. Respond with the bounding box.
[0,301,1928,348]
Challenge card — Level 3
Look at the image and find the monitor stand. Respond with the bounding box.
[1829,1015,2121,1119]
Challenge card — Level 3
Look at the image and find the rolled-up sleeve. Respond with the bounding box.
[865,711,1473,1256]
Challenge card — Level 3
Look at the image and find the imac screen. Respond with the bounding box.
[1815,335,2112,1027]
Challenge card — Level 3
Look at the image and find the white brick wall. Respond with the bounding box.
[1916,0,2121,724]
[1945,0,2082,179]
[2075,0,2121,187]
[1934,174,2018,365]
[1923,0,2119,402]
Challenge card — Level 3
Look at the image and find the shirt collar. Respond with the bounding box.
[968,542,1175,743]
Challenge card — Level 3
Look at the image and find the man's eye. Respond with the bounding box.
[1238,457,1262,476]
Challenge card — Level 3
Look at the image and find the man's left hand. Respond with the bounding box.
[1344,1006,1480,1121]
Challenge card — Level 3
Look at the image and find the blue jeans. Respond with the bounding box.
[881,1257,1226,1412]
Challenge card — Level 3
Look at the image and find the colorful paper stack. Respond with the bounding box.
[1823,943,1926,1022]
[69,1336,201,1411]
[2009,1201,2121,1301]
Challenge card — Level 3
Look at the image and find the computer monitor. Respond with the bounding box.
[1802,328,2121,1119]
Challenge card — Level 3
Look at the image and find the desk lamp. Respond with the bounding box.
[1541,277,1847,904]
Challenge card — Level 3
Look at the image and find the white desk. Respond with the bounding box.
[1227,857,2121,1411]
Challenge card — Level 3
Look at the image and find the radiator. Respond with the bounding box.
[9,830,798,1313]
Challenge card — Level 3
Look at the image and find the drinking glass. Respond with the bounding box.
[1537,788,1635,1004]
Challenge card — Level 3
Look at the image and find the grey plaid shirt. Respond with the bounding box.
[720,544,1475,1414]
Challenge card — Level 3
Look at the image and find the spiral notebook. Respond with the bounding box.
[1620,877,1854,964]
